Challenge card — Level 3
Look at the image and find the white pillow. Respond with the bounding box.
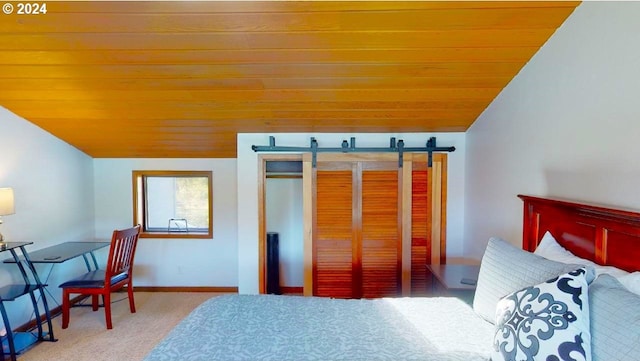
[534,231,630,278]
[492,268,592,361]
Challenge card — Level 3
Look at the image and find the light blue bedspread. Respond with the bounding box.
[143,294,493,361]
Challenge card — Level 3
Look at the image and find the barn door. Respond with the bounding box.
[299,153,446,298]
[314,162,355,298]
[361,162,400,298]
[312,154,401,299]
[409,153,446,295]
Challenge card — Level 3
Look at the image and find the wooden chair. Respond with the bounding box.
[59,225,141,329]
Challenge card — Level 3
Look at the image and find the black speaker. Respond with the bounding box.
[266,232,281,295]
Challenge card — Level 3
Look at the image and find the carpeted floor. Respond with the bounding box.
[17,292,220,361]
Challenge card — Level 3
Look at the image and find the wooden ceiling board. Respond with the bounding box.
[3,99,491,111]
[0,63,528,79]
[0,77,514,91]
[0,1,581,158]
[44,1,581,13]
[0,48,541,65]
[3,8,577,33]
[0,30,562,51]
[0,88,502,101]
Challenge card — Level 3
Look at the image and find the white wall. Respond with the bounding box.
[93,158,238,287]
[266,178,303,287]
[238,133,466,294]
[464,2,640,258]
[0,106,95,330]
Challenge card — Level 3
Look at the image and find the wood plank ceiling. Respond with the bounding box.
[0,1,580,158]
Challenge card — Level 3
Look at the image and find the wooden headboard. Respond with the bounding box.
[519,194,640,273]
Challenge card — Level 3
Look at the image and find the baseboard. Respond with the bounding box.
[132,286,238,293]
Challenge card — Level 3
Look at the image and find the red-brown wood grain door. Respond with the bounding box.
[361,161,400,298]
[314,161,356,298]
[410,157,431,295]
[313,158,401,298]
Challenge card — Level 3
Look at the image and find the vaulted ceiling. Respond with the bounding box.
[0,1,580,158]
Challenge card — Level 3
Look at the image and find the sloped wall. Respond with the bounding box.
[465,2,640,257]
[0,106,95,330]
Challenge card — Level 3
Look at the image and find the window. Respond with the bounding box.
[133,171,213,238]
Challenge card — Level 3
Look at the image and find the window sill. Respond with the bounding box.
[140,231,212,239]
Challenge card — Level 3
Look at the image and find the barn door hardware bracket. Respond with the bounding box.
[397,139,405,168]
[251,136,455,168]
[311,137,318,168]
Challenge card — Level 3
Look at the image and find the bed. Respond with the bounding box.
[143,195,640,361]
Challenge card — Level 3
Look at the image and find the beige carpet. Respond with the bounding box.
[18,292,220,361]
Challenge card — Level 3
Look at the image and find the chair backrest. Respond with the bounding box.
[104,225,141,286]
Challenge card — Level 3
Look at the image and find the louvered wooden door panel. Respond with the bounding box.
[314,167,354,298]
[361,167,400,298]
[314,159,402,299]
[411,163,430,295]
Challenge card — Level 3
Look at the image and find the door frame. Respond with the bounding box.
[257,153,303,294]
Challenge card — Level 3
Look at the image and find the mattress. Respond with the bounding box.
[143,294,494,361]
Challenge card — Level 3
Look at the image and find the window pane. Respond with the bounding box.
[133,170,213,238]
[145,176,210,232]
[175,177,209,229]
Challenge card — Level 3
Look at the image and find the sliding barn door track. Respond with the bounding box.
[252,136,455,168]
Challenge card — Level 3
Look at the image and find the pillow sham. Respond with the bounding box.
[535,231,640,295]
[589,274,640,361]
[492,268,591,361]
[473,237,589,324]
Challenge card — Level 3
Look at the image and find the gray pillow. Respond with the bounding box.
[473,237,589,323]
[589,274,640,361]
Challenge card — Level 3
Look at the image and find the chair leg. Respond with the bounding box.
[128,284,136,313]
[61,290,70,329]
[104,292,112,329]
[92,295,99,311]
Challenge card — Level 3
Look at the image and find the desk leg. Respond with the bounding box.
[81,251,100,271]
[0,302,17,361]
[90,251,100,270]
[27,291,44,338]
[71,252,102,309]
[28,263,61,321]
[19,246,56,342]
[40,264,60,307]
[81,254,91,271]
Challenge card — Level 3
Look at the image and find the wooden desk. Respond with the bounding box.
[426,264,480,304]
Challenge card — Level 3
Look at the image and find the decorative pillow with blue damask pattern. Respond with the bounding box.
[492,268,592,361]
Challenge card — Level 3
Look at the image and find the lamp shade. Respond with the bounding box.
[0,188,15,216]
